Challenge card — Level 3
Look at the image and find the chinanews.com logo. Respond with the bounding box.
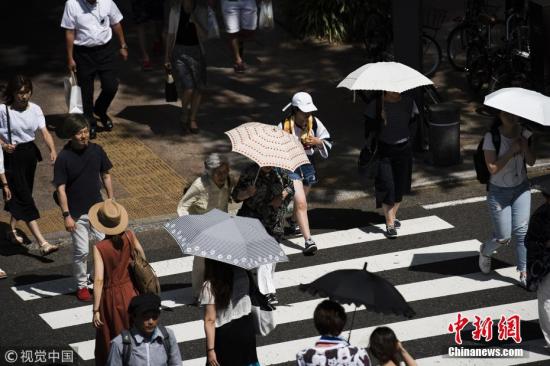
[446,312,525,358]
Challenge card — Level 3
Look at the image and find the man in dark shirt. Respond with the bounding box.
[53,114,114,301]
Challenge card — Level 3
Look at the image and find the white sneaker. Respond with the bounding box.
[519,273,527,288]
[478,244,491,274]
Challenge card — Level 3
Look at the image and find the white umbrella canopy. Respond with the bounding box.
[484,87,550,126]
[337,61,433,93]
[225,122,310,171]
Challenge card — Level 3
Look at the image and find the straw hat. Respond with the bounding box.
[88,199,129,235]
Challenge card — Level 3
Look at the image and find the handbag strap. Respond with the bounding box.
[125,230,137,260]
[5,105,12,145]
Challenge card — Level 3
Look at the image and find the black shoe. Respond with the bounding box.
[385,225,397,239]
[266,293,279,307]
[286,219,301,235]
[303,239,317,255]
[394,219,401,229]
[89,127,97,139]
[98,115,113,131]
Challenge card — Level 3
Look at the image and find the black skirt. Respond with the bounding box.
[374,140,412,208]
[4,141,42,222]
[215,313,258,366]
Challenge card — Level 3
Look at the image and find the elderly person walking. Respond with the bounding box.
[0,75,58,255]
[177,153,231,300]
[279,92,332,255]
[165,0,208,134]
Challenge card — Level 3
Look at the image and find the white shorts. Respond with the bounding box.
[221,0,257,33]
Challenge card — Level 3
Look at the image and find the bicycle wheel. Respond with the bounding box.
[422,34,442,77]
[447,24,470,71]
[466,45,489,92]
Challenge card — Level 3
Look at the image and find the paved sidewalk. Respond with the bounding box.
[1,0,549,240]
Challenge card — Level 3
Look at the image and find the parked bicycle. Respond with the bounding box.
[465,5,531,93]
[362,5,445,77]
[446,0,503,71]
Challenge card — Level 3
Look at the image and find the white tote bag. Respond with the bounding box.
[64,72,83,114]
[258,0,274,30]
[207,7,220,39]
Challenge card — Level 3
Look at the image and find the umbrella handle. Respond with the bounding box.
[252,167,260,186]
[347,306,357,343]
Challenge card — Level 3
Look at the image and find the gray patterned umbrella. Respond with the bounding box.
[164,209,288,269]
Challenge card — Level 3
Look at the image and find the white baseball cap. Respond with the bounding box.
[282,92,318,113]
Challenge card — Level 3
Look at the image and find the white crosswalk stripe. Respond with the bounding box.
[8,213,547,365]
[11,216,452,301]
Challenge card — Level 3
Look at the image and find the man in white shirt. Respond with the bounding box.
[61,0,128,139]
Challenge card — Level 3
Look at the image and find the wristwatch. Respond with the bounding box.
[120,43,128,50]
[62,211,70,218]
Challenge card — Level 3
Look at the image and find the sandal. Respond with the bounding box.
[189,120,200,134]
[233,62,246,73]
[0,269,6,279]
[7,230,24,246]
[39,242,59,256]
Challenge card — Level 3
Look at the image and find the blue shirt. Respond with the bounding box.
[106,326,182,366]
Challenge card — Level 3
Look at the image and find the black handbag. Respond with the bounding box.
[165,72,178,102]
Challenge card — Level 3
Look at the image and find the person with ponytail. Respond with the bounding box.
[279,92,332,255]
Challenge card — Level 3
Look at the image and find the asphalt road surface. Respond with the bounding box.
[1,182,549,366]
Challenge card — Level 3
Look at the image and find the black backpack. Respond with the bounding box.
[473,128,501,185]
[121,326,171,366]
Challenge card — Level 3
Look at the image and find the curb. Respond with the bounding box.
[43,162,550,244]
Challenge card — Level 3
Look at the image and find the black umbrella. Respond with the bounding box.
[299,263,415,339]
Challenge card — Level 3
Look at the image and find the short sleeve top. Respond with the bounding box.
[53,142,113,219]
[377,97,418,144]
[482,128,532,188]
[0,103,45,144]
[61,0,123,46]
[199,267,251,328]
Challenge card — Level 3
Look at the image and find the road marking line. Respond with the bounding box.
[12,216,452,301]
[423,189,540,210]
[49,239,478,329]
[181,300,538,366]
[69,251,510,362]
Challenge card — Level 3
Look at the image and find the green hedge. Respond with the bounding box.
[281,0,389,43]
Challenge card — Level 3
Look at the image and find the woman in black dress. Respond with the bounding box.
[0,75,58,255]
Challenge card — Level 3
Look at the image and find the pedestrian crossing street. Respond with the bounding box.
[8,209,550,365]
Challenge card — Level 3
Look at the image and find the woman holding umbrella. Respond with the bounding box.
[364,91,418,238]
[478,110,536,286]
[200,258,259,366]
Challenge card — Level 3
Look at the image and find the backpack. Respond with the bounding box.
[126,231,161,295]
[473,127,501,185]
[121,326,171,366]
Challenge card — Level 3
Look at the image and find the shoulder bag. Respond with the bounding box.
[126,230,161,295]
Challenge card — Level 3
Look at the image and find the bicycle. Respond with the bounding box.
[465,9,531,93]
[362,6,445,77]
[447,0,505,71]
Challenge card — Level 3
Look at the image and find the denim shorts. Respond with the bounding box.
[288,163,318,186]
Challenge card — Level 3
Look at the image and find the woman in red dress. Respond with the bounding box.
[89,199,147,366]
